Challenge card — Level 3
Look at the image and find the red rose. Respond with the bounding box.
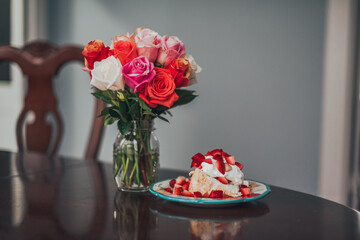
[139,67,179,108]
[165,58,191,88]
[82,40,109,70]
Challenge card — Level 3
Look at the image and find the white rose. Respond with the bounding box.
[90,56,124,91]
[184,54,202,86]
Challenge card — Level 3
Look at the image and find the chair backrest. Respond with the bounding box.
[0,41,106,159]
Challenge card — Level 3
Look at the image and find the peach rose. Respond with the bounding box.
[184,54,202,86]
[113,32,135,43]
[139,67,179,108]
[165,58,191,88]
[82,40,109,70]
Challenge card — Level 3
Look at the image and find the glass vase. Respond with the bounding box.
[113,118,160,192]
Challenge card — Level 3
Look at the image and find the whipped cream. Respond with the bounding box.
[200,156,244,185]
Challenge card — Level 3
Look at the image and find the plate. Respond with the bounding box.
[149,179,271,207]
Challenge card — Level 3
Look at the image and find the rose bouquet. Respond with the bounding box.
[82,28,201,191]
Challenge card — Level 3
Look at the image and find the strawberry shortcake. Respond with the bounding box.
[165,149,250,198]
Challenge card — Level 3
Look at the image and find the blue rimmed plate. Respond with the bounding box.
[149,179,271,207]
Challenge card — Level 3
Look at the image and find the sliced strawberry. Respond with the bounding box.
[198,165,203,169]
[225,155,235,165]
[235,162,244,170]
[173,186,183,195]
[181,190,194,197]
[222,151,230,158]
[209,190,223,198]
[202,192,209,198]
[193,192,202,198]
[225,163,232,172]
[191,153,205,168]
[164,188,172,193]
[213,154,223,162]
[215,158,225,174]
[176,176,186,185]
[207,149,223,157]
[241,184,249,188]
[191,161,199,168]
[192,152,205,162]
[217,177,229,184]
[182,182,190,190]
[240,187,251,196]
[202,157,212,164]
[169,179,176,188]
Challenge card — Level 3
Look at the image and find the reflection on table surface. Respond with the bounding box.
[0,150,359,240]
[113,190,270,240]
[0,151,107,240]
[149,195,270,240]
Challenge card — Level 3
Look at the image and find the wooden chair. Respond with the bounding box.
[0,41,106,159]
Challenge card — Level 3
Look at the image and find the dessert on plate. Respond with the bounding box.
[164,149,251,198]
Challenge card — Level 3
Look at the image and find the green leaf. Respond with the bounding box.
[104,115,117,125]
[118,100,128,114]
[98,107,110,117]
[139,98,152,112]
[128,102,140,118]
[92,90,113,104]
[128,96,140,101]
[158,115,170,123]
[173,89,198,107]
[165,110,173,117]
[143,111,156,116]
[154,105,168,112]
[108,108,121,118]
[109,102,129,123]
[117,120,132,135]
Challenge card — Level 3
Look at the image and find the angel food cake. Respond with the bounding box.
[164,149,250,198]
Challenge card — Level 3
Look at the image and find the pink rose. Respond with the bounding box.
[135,28,162,62]
[156,35,185,67]
[122,56,156,93]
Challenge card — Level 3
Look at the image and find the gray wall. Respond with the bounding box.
[48,0,325,195]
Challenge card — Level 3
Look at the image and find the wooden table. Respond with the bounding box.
[0,150,359,240]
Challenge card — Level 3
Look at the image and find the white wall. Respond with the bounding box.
[0,0,24,152]
[47,0,326,195]
[319,0,358,205]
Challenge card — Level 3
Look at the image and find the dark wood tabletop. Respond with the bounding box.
[0,150,359,240]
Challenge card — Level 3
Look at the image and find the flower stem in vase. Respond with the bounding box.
[139,156,148,187]
[122,146,130,184]
[128,160,137,186]
[114,153,123,178]
[134,147,140,187]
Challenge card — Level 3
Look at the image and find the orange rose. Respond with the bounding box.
[139,67,179,108]
[165,58,191,88]
[82,40,109,69]
[113,32,135,43]
[111,33,138,65]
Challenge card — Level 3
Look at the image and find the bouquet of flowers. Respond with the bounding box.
[82,27,201,190]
